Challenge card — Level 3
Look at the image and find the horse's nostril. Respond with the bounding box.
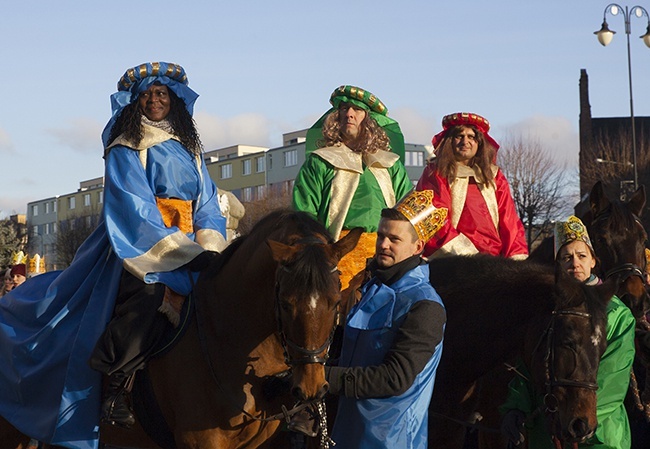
[568,418,590,438]
[291,386,306,401]
[316,383,329,400]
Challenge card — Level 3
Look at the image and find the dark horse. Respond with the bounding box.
[0,210,362,449]
[427,255,618,449]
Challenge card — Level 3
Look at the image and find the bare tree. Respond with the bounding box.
[581,128,650,203]
[498,135,572,249]
[55,209,101,268]
[237,188,292,235]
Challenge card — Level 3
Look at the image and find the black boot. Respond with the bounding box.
[101,372,135,428]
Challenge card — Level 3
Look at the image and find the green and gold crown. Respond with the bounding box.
[554,215,594,257]
[395,190,448,242]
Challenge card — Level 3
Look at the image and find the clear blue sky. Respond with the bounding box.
[2,0,650,217]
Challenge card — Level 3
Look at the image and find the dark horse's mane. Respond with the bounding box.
[205,209,335,296]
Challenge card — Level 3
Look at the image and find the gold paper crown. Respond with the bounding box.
[11,251,27,266]
[28,254,46,276]
[394,190,448,242]
[554,215,594,257]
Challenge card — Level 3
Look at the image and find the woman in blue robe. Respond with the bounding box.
[0,62,226,449]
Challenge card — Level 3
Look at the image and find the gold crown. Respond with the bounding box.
[29,254,46,275]
[554,215,594,257]
[11,251,27,266]
[394,190,448,242]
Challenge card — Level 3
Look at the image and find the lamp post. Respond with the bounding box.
[594,4,650,191]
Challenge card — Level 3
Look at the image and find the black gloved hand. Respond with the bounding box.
[501,409,526,447]
[186,250,220,272]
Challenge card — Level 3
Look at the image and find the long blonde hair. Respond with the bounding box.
[320,110,391,154]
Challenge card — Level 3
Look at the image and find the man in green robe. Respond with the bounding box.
[292,85,412,291]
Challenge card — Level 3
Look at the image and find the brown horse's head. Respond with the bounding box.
[589,180,648,318]
[528,265,615,444]
[267,227,362,401]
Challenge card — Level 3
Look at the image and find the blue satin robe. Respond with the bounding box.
[332,264,445,449]
[0,138,226,449]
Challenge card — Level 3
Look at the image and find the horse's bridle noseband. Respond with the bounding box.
[541,310,599,414]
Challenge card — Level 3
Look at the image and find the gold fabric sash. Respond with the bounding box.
[338,230,376,290]
[156,197,194,233]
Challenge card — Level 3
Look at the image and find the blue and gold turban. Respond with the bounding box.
[102,62,199,148]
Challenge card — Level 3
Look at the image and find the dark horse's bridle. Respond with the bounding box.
[535,309,600,449]
[540,309,599,414]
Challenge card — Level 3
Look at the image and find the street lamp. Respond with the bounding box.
[594,3,650,191]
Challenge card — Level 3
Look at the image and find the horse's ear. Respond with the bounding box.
[267,239,298,264]
[589,181,609,217]
[627,184,646,217]
[332,227,363,261]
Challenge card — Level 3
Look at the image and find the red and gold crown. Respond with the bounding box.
[394,190,448,242]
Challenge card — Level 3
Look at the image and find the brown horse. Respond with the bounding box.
[0,210,362,449]
[138,210,361,449]
[427,255,617,449]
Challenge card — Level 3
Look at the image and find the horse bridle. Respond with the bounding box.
[274,263,339,366]
[541,310,599,414]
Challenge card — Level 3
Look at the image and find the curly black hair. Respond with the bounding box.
[107,86,203,154]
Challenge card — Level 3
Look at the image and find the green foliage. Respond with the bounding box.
[0,219,23,270]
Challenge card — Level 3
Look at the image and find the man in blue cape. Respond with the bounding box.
[0,61,226,449]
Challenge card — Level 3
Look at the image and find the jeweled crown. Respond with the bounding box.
[394,190,448,242]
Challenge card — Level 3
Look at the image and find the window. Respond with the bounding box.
[99,191,104,204]
[268,154,273,170]
[52,222,57,233]
[256,156,265,173]
[84,194,91,207]
[45,223,50,235]
[284,150,298,167]
[221,164,232,179]
[242,159,251,176]
[69,219,75,231]
[405,151,424,167]
[53,201,57,213]
[32,205,38,216]
[85,216,92,227]
[242,187,252,202]
[32,225,38,237]
[45,202,50,214]
[68,197,76,210]
[255,185,265,200]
